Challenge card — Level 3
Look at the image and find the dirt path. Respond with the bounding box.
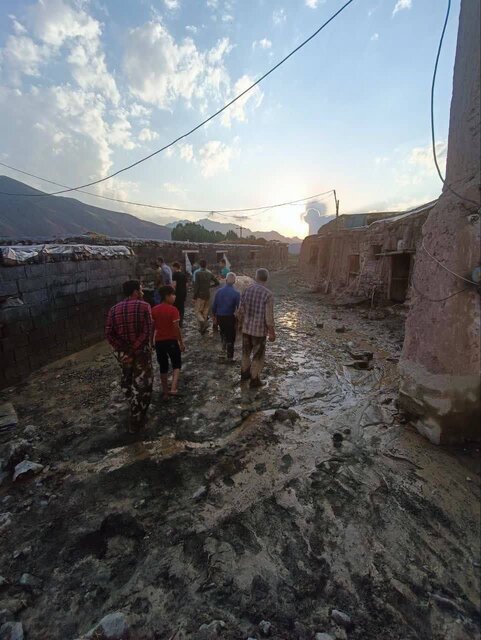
[0,269,480,640]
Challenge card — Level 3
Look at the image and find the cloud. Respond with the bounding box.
[222,14,234,22]
[253,38,272,50]
[138,127,159,142]
[220,74,263,127]
[164,0,180,9]
[3,0,120,104]
[186,25,198,33]
[370,33,379,41]
[1,34,49,82]
[392,0,412,16]
[123,22,232,109]
[305,0,321,8]
[198,140,236,177]
[273,8,287,25]
[408,141,446,171]
[179,143,194,162]
[207,0,219,7]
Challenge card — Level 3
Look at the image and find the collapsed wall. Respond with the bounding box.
[399,0,481,444]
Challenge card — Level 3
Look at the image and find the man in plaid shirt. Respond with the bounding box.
[238,268,276,388]
[105,280,153,433]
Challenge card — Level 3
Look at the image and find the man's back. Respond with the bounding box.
[213,284,240,316]
[194,269,218,300]
[106,299,152,352]
[241,282,273,337]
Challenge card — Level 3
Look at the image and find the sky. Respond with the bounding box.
[0,0,460,239]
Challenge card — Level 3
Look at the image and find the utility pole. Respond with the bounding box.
[333,190,340,231]
[236,225,243,239]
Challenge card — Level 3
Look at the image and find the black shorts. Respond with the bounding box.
[155,340,182,374]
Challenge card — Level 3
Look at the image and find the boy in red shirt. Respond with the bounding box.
[152,285,186,400]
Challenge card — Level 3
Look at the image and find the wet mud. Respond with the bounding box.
[0,269,479,639]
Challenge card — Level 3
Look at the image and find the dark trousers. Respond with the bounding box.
[174,298,185,327]
[217,315,237,359]
[155,340,182,374]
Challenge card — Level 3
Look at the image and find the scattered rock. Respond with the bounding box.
[12,461,43,482]
[192,486,207,501]
[345,360,371,370]
[6,441,31,472]
[315,634,334,640]
[0,622,24,640]
[331,609,353,629]
[316,322,324,328]
[12,547,31,560]
[22,426,38,440]
[274,409,300,424]
[335,326,347,333]
[0,578,7,589]
[86,612,130,639]
[0,514,12,532]
[332,433,343,447]
[19,573,42,591]
[258,620,272,637]
[0,612,13,626]
[198,620,226,638]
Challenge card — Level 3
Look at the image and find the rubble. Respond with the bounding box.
[12,460,43,482]
[84,612,130,639]
[0,622,24,640]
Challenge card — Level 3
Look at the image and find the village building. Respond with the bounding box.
[299,202,436,303]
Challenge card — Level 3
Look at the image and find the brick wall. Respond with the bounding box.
[0,258,134,389]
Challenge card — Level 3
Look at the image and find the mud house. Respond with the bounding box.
[299,202,436,303]
[0,238,287,389]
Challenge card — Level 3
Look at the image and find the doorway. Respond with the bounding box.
[389,254,411,302]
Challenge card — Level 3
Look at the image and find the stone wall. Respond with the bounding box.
[0,257,134,389]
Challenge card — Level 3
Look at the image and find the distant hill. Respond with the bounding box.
[166,217,302,245]
[0,176,171,240]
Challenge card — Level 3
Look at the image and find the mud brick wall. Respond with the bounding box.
[0,258,134,389]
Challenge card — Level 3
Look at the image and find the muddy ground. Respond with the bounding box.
[0,269,480,640]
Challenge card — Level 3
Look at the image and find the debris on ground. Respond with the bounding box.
[0,269,479,639]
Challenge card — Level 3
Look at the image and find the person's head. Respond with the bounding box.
[220,258,226,266]
[199,259,207,269]
[123,280,143,299]
[157,257,165,266]
[159,285,176,305]
[172,261,181,272]
[255,268,269,283]
[226,272,236,285]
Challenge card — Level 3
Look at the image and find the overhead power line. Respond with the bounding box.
[0,160,333,217]
[0,0,356,199]
[431,0,480,209]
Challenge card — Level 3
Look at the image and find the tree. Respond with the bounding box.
[225,230,238,241]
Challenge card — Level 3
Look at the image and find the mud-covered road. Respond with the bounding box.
[0,269,480,640]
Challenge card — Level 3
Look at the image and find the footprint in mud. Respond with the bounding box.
[279,454,293,473]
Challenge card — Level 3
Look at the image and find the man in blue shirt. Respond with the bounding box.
[212,272,241,360]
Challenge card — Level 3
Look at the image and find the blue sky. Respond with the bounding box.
[0,0,459,238]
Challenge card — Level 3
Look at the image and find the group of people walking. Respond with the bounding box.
[105,259,276,433]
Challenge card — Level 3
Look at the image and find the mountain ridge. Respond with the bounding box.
[0,176,171,240]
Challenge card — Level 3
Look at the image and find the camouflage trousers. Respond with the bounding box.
[118,349,153,432]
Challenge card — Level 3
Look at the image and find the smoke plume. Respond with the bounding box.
[301,200,333,235]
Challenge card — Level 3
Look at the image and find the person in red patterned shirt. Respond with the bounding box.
[105,280,153,433]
